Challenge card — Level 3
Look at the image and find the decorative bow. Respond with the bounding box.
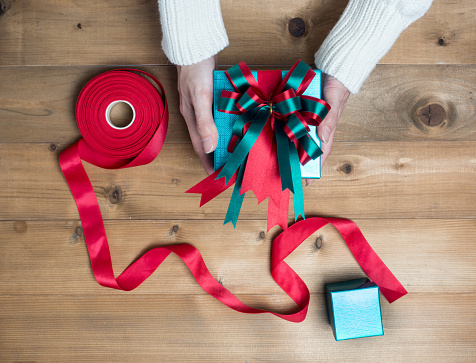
[187,60,331,231]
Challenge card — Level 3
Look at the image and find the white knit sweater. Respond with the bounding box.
[158,0,433,94]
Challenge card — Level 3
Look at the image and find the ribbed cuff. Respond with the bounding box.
[159,0,229,66]
[314,0,431,94]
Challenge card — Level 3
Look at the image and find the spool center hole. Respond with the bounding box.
[109,101,134,128]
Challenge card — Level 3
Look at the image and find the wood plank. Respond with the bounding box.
[0,142,475,220]
[0,65,183,145]
[1,0,474,360]
[0,65,475,144]
[1,219,474,296]
[224,0,476,66]
[0,293,474,361]
[0,0,474,67]
[0,0,165,66]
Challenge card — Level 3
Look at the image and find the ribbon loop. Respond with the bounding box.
[300,96,331,125]
[237,88,267,113]
[283,113,310,142]
[274,96,302,116]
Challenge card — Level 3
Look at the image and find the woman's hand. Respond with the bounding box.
[307,74,350,185]
[177,56,218,175]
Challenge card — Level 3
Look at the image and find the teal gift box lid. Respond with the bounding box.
[213,69,322,179]
[325,278,384,341]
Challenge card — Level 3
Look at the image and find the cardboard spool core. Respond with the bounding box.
[106,100,136,129]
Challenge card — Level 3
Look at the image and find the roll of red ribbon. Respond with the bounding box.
[60,69,406,323]
[64,69,168,169]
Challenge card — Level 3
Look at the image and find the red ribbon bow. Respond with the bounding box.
[187,61,331,230]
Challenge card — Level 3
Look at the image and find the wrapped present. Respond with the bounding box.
[214,69,323,179]
[325,278,384,341]
[187,60,330,230]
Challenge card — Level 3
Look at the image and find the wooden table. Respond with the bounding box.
[1,0,475,361]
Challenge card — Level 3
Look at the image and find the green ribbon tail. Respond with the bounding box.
[275,123,294,193]
[289,141,305,221]
[224,160,246,228]
[217,108,269,183]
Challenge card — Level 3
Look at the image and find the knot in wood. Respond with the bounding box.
[418,104,446,127]
[288,17,306,38]
[75,226,83,237]
[0,3,6,17]
[107,186,123,204]
[13,221,27,234]
[437,38,445,46]
[340,163,353,174]
[77,23,82,29]
[172,224,179,233]
[315,236,323,251]
[48,143,57,152]
[258,231,266,240]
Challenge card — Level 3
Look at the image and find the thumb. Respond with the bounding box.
[317,109,338,146]
[316,74,350,169]
[193,89,218,154]
[316,111,337,172]
[317,76,345,145]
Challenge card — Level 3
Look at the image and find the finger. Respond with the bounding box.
[319,126,335,169]
[305,126,335,186]
[181,101,215,175]
[192,88,218,155]
[317,103,340,145]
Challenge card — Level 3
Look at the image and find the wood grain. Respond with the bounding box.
[0,0,474,67]
[1,219,475,296]
[0,142,475,221]
[0,294,474,361]
[1,0,475,360]
[0,64,475,144]
[0,65,182,145]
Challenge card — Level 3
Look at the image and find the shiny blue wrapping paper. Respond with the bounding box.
[213,69,322,179]
[325,278,384,341]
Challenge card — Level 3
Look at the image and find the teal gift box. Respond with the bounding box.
[325,278,384,341]
[213,69,322,179]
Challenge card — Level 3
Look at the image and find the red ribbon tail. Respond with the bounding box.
[59,141,120,289]
[241,118,273,201]
[267,189,289,232]
[273,218,408,303]
[186,168,238,207]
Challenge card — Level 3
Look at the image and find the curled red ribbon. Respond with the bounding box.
[60,69,406,323]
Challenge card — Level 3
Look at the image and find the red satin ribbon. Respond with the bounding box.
[60,69,406,323]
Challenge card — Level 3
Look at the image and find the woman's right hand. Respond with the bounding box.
[177,56,218,175]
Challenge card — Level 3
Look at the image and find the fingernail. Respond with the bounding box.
[322,126,332,144]
[202,137,214,154]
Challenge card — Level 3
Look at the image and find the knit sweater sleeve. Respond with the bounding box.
[315,0,433,94]
[158,0,229,66]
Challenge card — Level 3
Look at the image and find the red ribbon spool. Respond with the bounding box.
[69,69,168,168]
[60,69,406,323]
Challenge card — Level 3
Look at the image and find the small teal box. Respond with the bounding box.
[213,69,322,179]
[325,278,384,341]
